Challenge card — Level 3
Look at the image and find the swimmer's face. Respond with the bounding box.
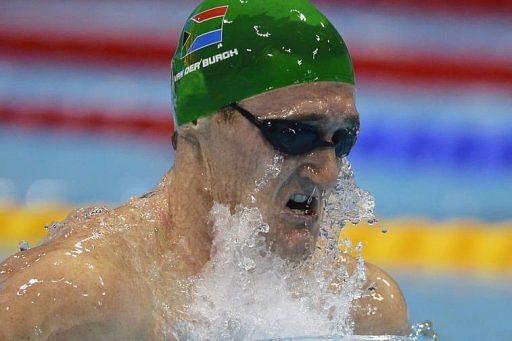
[203,82,359,260]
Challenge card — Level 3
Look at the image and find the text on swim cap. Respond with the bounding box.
[174,48,239,82]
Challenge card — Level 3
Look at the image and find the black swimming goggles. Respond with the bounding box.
[230,103,358,157]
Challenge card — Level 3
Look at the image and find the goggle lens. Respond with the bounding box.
[262,120,325,156]
[332,127,358,157]
[231,103,358,157]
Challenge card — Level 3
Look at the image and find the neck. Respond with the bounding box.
[163,142,214,274]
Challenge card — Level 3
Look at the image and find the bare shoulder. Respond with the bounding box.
[0,226,153,339]
[351,261,410,336]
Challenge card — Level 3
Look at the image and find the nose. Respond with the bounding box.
[298,148,339,188]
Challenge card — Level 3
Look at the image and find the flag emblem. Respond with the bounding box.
[181,5,229,58]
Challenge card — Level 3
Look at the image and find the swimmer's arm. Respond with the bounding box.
[0,245,153,340]
[351,262,410,336]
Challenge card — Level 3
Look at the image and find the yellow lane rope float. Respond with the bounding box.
[0,206,69,253]
[343,220,512,275]
[1,206,511,275]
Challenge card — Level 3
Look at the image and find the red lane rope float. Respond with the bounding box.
[0,103,173,140]
[0,27,173,67]
[353,53,512,86]
[1,29,512,86]
[315,0,512,15]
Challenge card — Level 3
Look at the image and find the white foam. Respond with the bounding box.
[174,158,382,340]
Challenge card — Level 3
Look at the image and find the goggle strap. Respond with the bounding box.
[230,103,265,129]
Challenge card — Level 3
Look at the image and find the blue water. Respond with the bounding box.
[0,128,172,205]
[1,127,511,221]
[396,273,512,340]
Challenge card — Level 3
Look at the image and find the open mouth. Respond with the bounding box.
[280,193,319,228]
[286,194,318,216]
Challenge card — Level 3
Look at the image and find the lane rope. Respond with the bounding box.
[1,207,511,274]
[1,29,511,85]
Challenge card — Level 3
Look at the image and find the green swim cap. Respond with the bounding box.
[171,0,355,126]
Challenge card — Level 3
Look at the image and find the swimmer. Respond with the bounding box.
[0,1,409,339]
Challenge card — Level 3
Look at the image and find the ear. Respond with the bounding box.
[173,121,215,201]
[172,132,178,151]
[176,122,203,148]
[174,120,213,169]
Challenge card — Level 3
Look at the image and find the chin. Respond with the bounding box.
[267,220,320,261]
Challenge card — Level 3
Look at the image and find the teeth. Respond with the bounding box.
[291,194,309,203]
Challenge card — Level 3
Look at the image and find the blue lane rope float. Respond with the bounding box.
[353,122,512,169]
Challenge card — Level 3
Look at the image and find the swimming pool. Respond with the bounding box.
[1,1,511,339]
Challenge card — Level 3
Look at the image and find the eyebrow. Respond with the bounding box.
[262,111,326,121]
[267,110,358,123]
[289,112,326,121]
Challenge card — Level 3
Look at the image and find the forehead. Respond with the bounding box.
[239,82,358,122]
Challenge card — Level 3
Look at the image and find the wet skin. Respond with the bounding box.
[0,82,409,339]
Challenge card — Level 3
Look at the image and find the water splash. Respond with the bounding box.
[322,158,377,228]
[175,157,378,339]
[178,202,367,340]
[410,321,438,340]
[251,154,283,203]
[42,206,110,243]
[266,336,412,340]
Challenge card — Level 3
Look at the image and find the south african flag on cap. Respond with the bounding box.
[181,5,229,57]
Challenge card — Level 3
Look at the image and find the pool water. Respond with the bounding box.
[397,273,512,340]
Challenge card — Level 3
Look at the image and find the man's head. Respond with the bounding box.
[171,0,359,259]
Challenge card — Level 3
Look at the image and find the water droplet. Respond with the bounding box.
[367,218,378,225]
[84,207,109,219]
[411,320,438,340]
[18,241,30,252]
[44,221,63,233]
